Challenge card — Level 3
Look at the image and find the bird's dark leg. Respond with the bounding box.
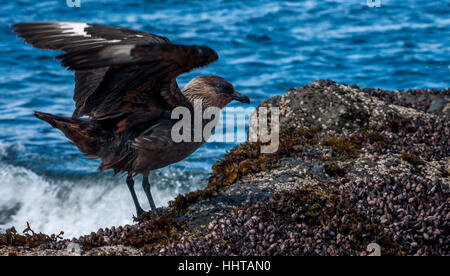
[142,175,157,213]
[126,174,144,216]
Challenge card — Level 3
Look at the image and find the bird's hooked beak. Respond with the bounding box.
[229,90,250,104]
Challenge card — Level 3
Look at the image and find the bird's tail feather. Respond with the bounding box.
[34,111,106,157]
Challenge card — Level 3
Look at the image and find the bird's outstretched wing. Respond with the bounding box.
[12,22,218,132]
[11,22,171,52]
[12,22,172,117]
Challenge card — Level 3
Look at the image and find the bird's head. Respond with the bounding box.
[182,75,250,108]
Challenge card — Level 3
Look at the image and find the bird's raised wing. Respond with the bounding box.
[12,22,173,119]
[55,42,217,123]
[12,22,218,133]
[11,22,171,52]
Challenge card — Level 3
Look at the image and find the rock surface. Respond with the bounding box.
[1,80,448,256]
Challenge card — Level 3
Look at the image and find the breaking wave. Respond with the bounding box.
[0,142,207,238]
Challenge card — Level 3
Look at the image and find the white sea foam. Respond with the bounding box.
[0,160,204,238]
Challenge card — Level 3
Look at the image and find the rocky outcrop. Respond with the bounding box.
[1,80,448,256]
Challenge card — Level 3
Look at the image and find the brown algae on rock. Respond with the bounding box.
[0,222,63,249]
[171,128,320,214]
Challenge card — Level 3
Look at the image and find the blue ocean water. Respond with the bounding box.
[0,0,448,237]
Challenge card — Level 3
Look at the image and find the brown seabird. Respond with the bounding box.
[12,22,250,216]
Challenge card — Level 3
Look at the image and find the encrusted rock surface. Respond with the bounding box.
[1,80,448,256]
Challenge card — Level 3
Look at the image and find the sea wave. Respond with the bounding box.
[0,150,207,238]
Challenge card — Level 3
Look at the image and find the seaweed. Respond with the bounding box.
[440,167,449,178]
[78,232,106,250]
[124,212,185,250]
[400,152,424,167]
[0,222,63,249]
[400,152,425,175]
[386,114,414,133]
[323,163,347,177]
[362,130,389,148]
[323,136,362,159]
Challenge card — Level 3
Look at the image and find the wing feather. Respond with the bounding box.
[11,22,170,52]
[56,43,218,73]
[12,22,174,119]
